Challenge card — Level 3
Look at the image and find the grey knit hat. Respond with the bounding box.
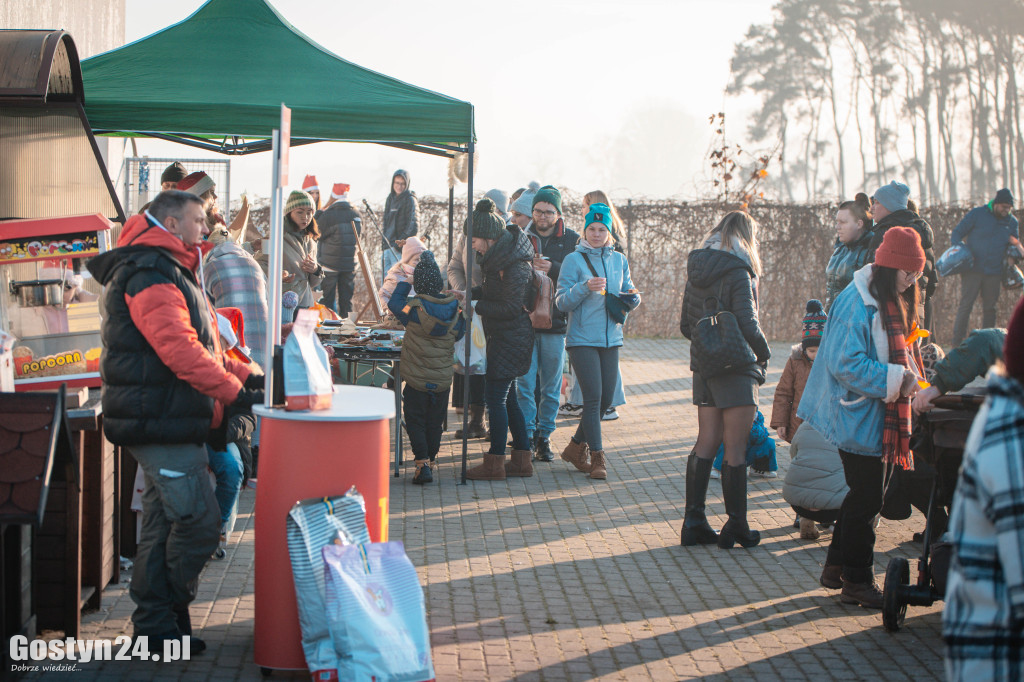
[464,198,506,240]
[510,181,540,216]
[484,188,510,222]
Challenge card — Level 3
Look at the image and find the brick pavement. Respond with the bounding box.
[23,339,946,681]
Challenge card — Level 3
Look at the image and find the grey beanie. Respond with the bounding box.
[510,181,541,216]
[484,188,510,222]
[873,181,911,212]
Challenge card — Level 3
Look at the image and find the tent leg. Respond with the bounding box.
[460,141,475,485]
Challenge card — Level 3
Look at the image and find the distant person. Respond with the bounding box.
[381,169,418,277]
[679,211,770,550]
[554,203,640,480]
[204,224,270,367]
[943,295,1024,681]
[485,188,511,224]
[387,251,465,485]
[316,183,362,317]
[509,182,539,229]
[866,180,936,330]
[770,299,826,444]
[302,174,321,210]
[255,190,322,320]
[452,199,535,481]
[825,193,874,311]
[517,185,580,463]
[950,188,1023,346]
[160,162,188,190]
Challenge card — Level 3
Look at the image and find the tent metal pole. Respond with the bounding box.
[448,186,454,266]
[460,137,475,484]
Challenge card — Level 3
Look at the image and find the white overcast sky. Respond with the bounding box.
[123,0,774,204]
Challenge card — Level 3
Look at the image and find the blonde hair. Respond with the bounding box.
[703,211,762,276]
[583,190,626,249]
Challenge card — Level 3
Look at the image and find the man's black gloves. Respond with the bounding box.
[244,373,265,390]
[233,388,264,409]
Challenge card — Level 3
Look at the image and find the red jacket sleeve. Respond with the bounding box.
[126,283,245,405]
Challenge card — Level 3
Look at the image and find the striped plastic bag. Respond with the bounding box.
[323,542,435,682]
[287,490,370,681]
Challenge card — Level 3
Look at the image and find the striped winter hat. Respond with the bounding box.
[285,190,315,214]
[802,299,827,349]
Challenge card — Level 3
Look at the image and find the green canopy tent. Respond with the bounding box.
[81,0,480,482]
[80,0,474,157]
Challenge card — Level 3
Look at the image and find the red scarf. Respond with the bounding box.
[880,300,920,470]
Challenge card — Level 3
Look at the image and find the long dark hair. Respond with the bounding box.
[285,212,320,240]
[870,265,919,333]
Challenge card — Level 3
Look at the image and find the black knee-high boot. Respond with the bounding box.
[681,452,718,546]
[718,463,760,549]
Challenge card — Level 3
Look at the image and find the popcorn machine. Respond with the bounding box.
[0,214,113,391]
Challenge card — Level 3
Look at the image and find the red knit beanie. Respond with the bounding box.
[874,226,925,272]
[1004,295,1024,382]
[177,171,215,196]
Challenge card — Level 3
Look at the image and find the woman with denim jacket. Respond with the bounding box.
[679,211,771,550]
[824,193,874,311]
[555,204,640,480]
[797,226,926,608]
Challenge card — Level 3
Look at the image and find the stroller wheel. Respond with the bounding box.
[883,557,910,632]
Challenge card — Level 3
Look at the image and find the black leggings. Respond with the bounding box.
[567,346,619,452]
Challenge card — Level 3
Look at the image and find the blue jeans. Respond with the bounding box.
[207,444,243,532]
[485,377,531,455]
[381,248,401,283]
[516,333,566,440]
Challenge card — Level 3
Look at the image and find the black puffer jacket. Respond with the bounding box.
[867,209,937,300]
[472,224,535,380]
[382,169,418,248]
[679,248,770,382]
[316,201,362,272]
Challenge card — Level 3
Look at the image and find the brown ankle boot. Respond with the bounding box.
[589,450,607,480]
[505,449,533,477]
[456,405,488,439]
[840,578,883,608]
[561,438,591,472]
[466,453,506,481]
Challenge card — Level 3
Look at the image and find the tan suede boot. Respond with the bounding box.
[589,450,607,480]
[466,453,506,481]
[560,438,591,472]
[504,449,534,477]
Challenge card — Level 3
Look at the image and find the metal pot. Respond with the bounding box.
[10,279,64,307]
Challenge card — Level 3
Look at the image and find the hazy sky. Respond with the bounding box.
[122,0,774,204]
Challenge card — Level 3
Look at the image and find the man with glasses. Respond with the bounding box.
[517,185,580,462]
[866,180,937,331]
[950,188,1023,345]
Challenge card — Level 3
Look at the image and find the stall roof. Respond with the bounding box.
[80,0,475,156]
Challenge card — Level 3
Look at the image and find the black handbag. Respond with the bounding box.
[581,253,631,324]
[690,281,757,379]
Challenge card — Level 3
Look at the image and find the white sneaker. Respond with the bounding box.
[710,468,721,479]
[558,403,582,417]
[601,407,619,421]
[750,469,778,478]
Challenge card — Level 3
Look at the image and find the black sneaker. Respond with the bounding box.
[412,461,433,484]
[534,437,554,462]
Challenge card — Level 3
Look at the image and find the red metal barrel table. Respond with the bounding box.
[252,385,395,673]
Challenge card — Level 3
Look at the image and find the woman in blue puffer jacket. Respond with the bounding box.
[555,203,640,481]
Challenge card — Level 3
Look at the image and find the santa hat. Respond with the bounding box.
[302,174,319,193]
[331,183,350,201]
[215,307,251,364]
[178,171,215,197]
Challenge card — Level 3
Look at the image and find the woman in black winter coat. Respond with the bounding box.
[452,199,536,481]
[679,211,771,549]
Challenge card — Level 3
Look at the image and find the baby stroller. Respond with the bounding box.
[881,391,985,632]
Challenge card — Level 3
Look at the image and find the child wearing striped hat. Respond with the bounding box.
[770,299,827,445]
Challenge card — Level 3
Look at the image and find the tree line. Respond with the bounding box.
[729,0,1024,205]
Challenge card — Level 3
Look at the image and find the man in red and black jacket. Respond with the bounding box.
[88,191,263,655]
[517,185,580,461]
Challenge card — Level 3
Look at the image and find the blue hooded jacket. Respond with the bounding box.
[555,242,639,348]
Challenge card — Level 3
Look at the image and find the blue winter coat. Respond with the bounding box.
[951,205,1020,275]
[796,265,905,457]
[555,242,639,348]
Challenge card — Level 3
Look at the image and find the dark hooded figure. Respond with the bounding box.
[381,169,419,276]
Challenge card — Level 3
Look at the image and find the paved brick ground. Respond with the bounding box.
[23,339,946,680]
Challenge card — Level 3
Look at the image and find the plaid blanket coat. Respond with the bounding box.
[944,372,1024,681]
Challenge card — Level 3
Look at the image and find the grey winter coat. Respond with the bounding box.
[782,422,849,512]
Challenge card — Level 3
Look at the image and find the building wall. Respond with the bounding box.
[0,0,128,210]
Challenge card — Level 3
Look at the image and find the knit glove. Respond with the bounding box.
[232,388,265,410]
[244,373,265,390]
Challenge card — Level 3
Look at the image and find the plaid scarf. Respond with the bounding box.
[880,300,921,471]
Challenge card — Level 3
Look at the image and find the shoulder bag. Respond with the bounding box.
[690,280,756,378]
[581,253,630,325]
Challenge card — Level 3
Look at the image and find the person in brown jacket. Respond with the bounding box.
[771,300,827,443]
